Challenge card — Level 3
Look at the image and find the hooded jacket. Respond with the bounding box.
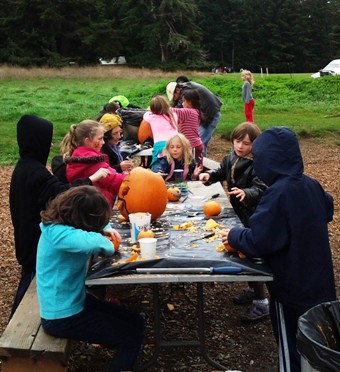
[9,115,92,273]
[65,146,125,208]
[228,127,336,312]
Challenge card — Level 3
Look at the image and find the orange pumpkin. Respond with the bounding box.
[137,228,155,239]
[105,236,120,252]
[138,120,153,144]
[224,243,238,253]
[117,167,168,221]
[167,187,181,202]
[203,200,222,217]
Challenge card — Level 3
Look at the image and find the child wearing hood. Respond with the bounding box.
[9,115,109,318]
[223,126,336,371]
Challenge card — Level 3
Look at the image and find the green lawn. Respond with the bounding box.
[1,69,339,165]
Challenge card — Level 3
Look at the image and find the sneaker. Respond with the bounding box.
[240,302,270,323]
[232,289,255,305]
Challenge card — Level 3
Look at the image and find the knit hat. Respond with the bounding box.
[166,82,177,101]
[99,113,122,133]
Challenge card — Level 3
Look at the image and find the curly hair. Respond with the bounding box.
[40,186,110,232]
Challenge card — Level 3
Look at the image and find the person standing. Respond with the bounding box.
[175,75,223,157]
[223,126,336,371]
[9,114,109,318]
[241,69,255,122]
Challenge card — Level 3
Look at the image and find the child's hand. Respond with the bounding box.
[199,172,210,183]
[103,228,122,244]
[89,168,110,182]
[228,187,246,202]
[221,229,230,246]
[120,160,133,173]
[192,164,204,179]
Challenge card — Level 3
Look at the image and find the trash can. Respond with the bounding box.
[297,301,340,372]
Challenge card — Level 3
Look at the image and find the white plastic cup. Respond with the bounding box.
[173,169,184,183]
[139,238,157,260]
[129,212,151,242]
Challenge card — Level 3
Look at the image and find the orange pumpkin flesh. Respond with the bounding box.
[117,167,168,221]
[203,200,222,217]
[167,187,181,202]
[223,243,238,253]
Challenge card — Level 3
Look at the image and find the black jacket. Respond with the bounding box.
[207,151,267,227]
[10,115,91,273]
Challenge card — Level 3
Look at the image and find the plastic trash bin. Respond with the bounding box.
[297,301,340,372]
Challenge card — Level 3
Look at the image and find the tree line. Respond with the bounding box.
[1,0,339,73]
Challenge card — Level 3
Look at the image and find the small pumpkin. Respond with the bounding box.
[203,200,222,217]
[167,187,181,202]
[117,167,168,221]
[137,228,155,240]
[138,120,153,144]
[105,235,120,252]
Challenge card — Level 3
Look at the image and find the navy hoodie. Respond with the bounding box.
[228,127,336,313]
[10,115,91,273]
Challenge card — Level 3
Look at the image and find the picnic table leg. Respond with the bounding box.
[197,282,228,370]
[135,283,162,371]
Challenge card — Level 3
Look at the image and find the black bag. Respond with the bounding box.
[116,108,147,143]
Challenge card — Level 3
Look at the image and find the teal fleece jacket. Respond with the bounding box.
[37,223,114,320]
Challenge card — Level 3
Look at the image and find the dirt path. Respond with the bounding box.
[0,137,339,371]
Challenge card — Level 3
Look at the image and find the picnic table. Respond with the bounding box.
[86,181,273,371]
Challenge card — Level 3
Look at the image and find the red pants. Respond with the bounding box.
[245,99,255,122]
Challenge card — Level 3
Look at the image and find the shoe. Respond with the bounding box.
[232,289,255,305]
[240,302,270,323]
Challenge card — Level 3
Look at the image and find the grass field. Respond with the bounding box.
[1,65,339,165]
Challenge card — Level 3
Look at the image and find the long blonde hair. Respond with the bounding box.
[163,133,193,166]
[60,120,102,157]
[149,95,177,130]
[241,70,255,86]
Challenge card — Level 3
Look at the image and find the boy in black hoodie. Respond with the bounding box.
[9,114,109,318]
[224,126,336,371]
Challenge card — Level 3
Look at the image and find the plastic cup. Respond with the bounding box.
[139,238,157,260]
[129,212,151,242]
[173,169,184,183]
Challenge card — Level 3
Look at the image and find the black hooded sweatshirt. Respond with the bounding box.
[10,115,92,273]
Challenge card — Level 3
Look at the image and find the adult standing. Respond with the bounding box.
[9,115,108,318]
[175,75,223,156]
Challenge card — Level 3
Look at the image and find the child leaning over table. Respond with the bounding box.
[153,133,203,181]
[199,122,269,322]
[36,186,144,372]
[223,126,336,371]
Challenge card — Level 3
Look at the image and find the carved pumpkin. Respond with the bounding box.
[167,187,181,202]
[203,200,222,217]
[117,167,168,221]
[138,120,153,144]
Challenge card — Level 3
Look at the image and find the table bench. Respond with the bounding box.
[0,278,71,372]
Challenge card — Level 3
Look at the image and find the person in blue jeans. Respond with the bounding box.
[223,127,336,371]
[175,75,223,156]
[37,186,144,372]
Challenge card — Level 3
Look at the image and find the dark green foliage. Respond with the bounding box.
[0,0,339,71]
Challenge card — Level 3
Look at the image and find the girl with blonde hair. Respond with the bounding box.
[241,69,255,122]
[63,120,125,208]
[154,133,202,182]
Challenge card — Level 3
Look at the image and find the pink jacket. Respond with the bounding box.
[66,146,125,208]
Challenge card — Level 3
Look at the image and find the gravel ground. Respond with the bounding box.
[0,136,339,372]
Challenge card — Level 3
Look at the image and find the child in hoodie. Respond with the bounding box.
[223,126,336,371]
